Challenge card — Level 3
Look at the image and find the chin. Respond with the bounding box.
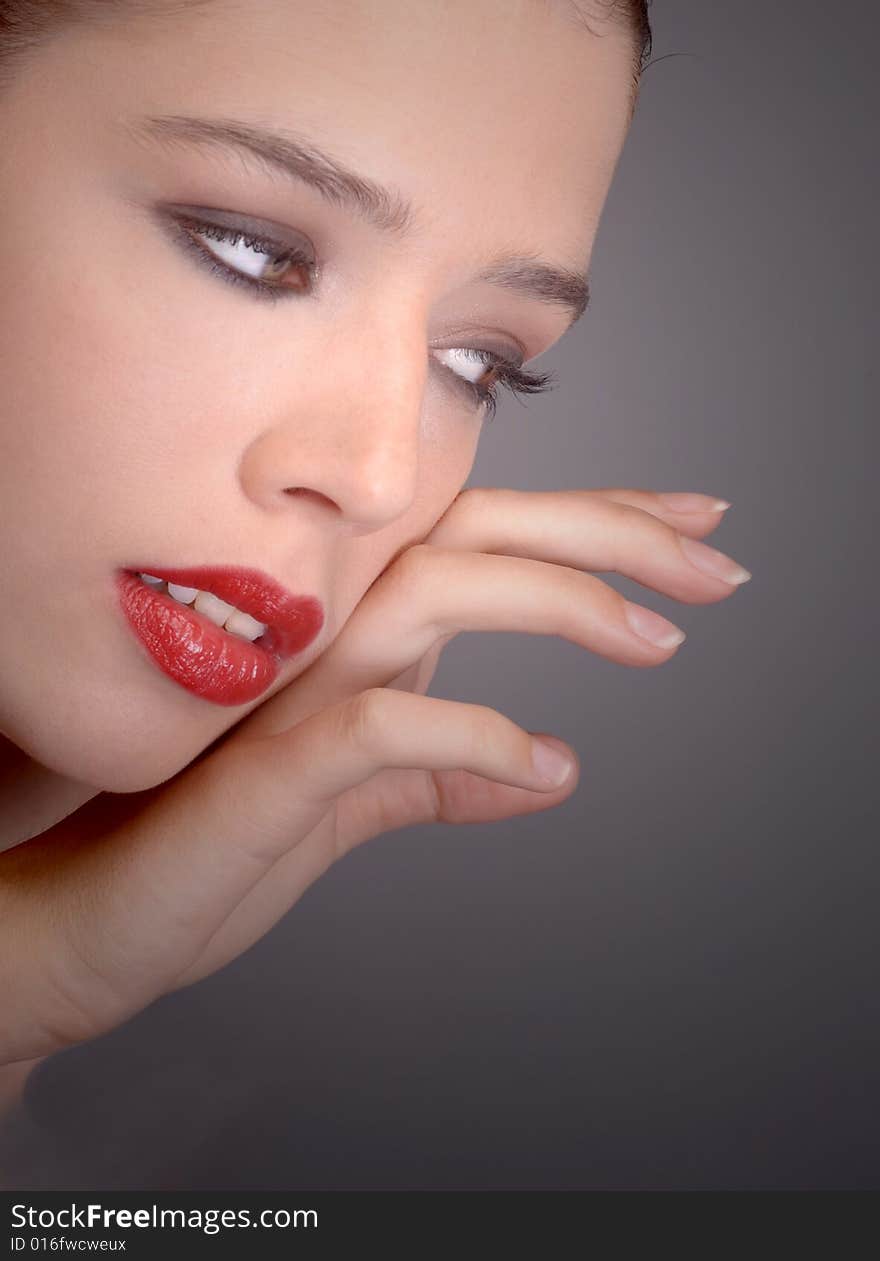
[9,712,213,798]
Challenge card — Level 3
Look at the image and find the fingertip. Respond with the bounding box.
[530,734,578,788]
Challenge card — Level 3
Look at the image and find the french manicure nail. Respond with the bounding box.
[679,535,752,584]
[624,602,687,649]
[658,492,732,513]
[531,736,575,786]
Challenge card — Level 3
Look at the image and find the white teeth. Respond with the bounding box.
[223,608,268,642]
[167,582,199,604]
[193,589,238,629]
[137,573,268,644]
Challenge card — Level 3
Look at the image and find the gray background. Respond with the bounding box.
[2,0,877,1190]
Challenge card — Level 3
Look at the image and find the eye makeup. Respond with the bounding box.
[156,204,558,420]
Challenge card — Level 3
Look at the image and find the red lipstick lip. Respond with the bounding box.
[123,565,325,661]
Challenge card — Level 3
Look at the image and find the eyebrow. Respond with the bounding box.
[123,113,591,327]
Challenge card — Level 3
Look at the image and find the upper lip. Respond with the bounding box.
[128,564,321,634]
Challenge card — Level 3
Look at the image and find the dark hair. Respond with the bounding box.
[626,0,654,115]
[0,1,653,109]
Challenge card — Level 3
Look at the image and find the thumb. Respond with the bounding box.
[36,694,571,1013]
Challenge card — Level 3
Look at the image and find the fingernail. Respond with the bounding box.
[531,736,575,786]
[658,492,732,513]
[624,602,687,649]
[679,535,752,584]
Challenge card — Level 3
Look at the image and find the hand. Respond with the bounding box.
[0,487,748,1065]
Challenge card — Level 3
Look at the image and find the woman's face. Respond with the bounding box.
[0,0,634,792]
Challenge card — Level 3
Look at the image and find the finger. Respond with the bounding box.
[425,485,732,550]
[385,634,451,695]
[28,689,575,1035]
[170,733,580,993]
[338,729,580,843]
[232,621,461,745]
[422,487,750,597]
[239,543,696,754]
[598,488,732,522]
[232,489,747,745]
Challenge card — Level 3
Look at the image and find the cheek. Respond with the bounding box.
[0,269,205,562]
[400,391,484,558]
[419,369,485,507]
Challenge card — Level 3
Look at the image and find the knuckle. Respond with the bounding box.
[389,541,431,589]
[467,702,508,761]
[603,500,677,563]
[453,485,495,521]
[584,503,628,563]
[381,544,447,637]
[610,499,646,526]
[616,497,676,536]
[345,687,389,750]
[433,485,494,533]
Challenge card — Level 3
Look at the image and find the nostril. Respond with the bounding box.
[285,487,338,510]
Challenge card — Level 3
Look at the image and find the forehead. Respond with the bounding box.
[53,0,635,262]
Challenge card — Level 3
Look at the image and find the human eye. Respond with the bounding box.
[161,208,317,305]
[159,208,558,419]
[433,347,557,422]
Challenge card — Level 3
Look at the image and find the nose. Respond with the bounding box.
[240,317,427,532]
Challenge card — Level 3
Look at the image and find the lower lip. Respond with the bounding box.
[115,571,321,706]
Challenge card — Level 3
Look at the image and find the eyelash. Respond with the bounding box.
[169,213,557,422]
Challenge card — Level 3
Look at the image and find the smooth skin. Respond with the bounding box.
[0,488,750,1069]
[0,1,751,1079]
